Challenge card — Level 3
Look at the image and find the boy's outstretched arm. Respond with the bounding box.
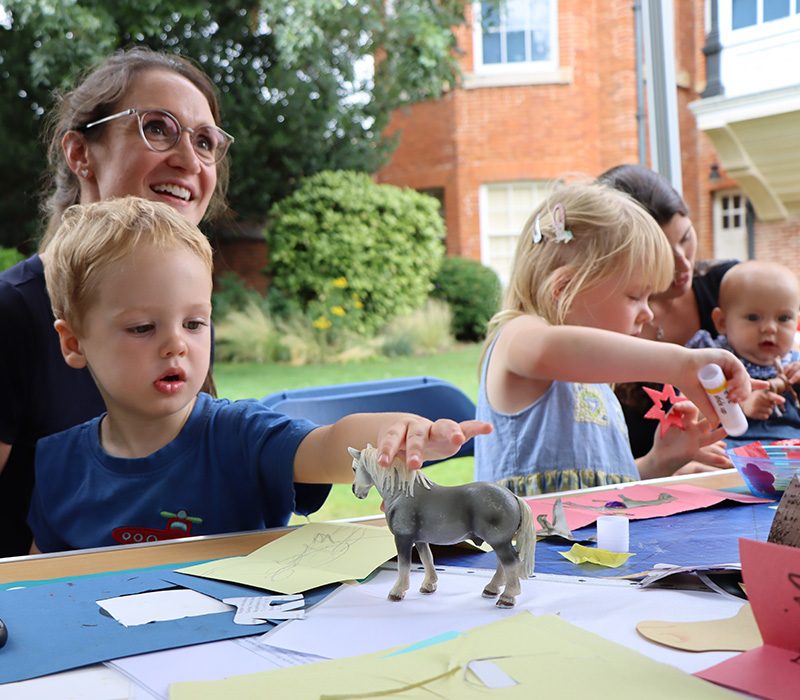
[292,413,493,484]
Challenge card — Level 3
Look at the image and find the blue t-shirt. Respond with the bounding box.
[29,393,331,553]
[475,335,639,496]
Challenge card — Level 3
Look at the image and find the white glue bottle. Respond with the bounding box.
[697,363,748,436]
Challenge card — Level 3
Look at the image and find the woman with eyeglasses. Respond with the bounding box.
[0,47,235,556]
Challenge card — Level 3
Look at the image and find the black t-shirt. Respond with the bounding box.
[0,255,105,556]
[621,260,739,459]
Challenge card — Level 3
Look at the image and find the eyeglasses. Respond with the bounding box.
[82,108,234,165]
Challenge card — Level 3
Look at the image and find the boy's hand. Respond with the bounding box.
[376,418,492,470]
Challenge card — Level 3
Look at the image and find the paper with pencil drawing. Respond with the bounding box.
[176,522,397,594]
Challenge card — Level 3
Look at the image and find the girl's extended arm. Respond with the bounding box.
[292,413,493,484]
[499,315,760,421]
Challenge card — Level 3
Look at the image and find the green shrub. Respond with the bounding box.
[265,170,445,335]
[0,247,24,272]
[380,299,454,357]
[432,257,502,342]
[212,272,266,321]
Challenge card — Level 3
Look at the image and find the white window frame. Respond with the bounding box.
[479,181,549,286]
[471,0,559,76]
[713,189,750,261]
[721,0,800,43]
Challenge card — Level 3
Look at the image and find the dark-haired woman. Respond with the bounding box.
[599,164,737,465]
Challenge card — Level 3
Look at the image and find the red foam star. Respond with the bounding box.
[642,384,688,438]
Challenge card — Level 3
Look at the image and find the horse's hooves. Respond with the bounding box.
[387,592,406,602]
[419,585,437,594]
[496,597,516,608]
[482,587,499,598]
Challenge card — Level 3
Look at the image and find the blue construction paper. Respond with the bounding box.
[433,500,776,578]
[0,560,210,591]
[0,566,335,683]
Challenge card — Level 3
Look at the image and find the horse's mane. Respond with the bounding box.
[359,444,433,497]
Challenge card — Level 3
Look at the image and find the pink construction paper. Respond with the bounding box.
[696,539,800,699]
[525,484,771,532]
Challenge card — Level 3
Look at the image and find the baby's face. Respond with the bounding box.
[720,276,799,366]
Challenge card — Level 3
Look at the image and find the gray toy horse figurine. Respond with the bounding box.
[349,444,535,607]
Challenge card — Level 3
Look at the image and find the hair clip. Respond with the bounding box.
[532,215,544,244]
[551,203,573,244]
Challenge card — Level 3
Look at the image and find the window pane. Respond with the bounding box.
[733,195,741,208]
[764,0,790,21]
[732,0,757,28]
[483,32,502,64]
[481,2,500,29]
[722,214,730,228]
[531,29,550,60]
[507,31,526,62]
[733,214,741,227]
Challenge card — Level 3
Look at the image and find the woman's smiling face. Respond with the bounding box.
[82,69,218,225]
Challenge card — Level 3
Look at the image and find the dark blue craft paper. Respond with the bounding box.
[433,500,776,578]
[0,567,334,684]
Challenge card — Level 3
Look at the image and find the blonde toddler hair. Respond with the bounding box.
[45,196,214,333]
[485,181,673,349]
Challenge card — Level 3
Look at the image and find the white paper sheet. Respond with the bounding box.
[259,568,744,674]
[0,665,148,700]
[108,636,327,700]
[97,589,233,627]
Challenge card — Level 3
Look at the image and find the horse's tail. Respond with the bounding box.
[514,496,536,578]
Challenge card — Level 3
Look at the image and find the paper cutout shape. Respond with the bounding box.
[558,543,634,568]
[525,484,771,533]
[170,612,735,700]
[696,539,800,699]
[768,475,800,547]
[222,594,305,624]
[178,522,397,594]
[637,603,761,652]
[643,384,687,437]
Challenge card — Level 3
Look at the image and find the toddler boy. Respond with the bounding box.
[29,197,489,553]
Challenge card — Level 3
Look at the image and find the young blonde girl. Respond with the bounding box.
[475,182,759,496]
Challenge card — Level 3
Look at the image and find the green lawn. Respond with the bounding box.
[213,344,483,523]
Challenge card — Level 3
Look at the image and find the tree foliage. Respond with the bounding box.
[0,0,468,249]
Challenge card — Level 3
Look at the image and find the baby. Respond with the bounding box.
[688,260,800,446]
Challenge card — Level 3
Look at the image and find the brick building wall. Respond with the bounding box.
[375,0,800,274]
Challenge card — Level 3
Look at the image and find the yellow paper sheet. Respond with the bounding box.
[559,543,634,568]
[170,612,736,699]
[176,522,397,594]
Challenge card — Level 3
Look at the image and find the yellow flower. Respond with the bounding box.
[351,293,364,309]
[331,305,346,317]
[313,316,332,330]
[332,277,348,289]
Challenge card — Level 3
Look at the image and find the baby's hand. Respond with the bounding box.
[741,388,785,420]
[376,417,492,470]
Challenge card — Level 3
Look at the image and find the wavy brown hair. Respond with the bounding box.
[40,47,229,250]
